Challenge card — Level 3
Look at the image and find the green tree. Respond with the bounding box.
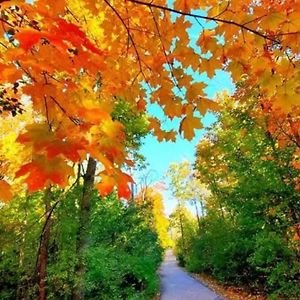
[191,93,300,298]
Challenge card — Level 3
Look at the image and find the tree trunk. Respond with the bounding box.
[73,157,97,300]
[37,188,53,300]
[200,201,204,216]
[193,199,201,232]
[177,200,186,253]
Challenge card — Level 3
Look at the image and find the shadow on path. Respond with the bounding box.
[160,250,224,300]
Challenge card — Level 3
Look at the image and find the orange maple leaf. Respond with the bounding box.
[96,169,134,199]
[96,174,115,197]
[179,115,203,140]
[15,155,73,192]
[0,180,13,202]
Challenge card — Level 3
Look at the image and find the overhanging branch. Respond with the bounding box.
[127,0,292,44]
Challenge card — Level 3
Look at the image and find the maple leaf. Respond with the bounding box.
[115,170,134,199]
[17,124,88,162]
[45,138,87,162]
[174,0,200,12]
[273,92,299,113]
[15,155,73,192]
[0,64,23,82]
[0,179,13,202]
[164,130,177,142]
[17,123,54,149]
[15,30,49,51]
[197,98,220,115]
[186,82,207,102]
[96,174,115,197]
[96,169,134,199]
[200,58,221,78]
[197,32,217,54]
[262,12,286,31]
[179,115,203,140]
[53,19,104,55]
[163,98,182,119]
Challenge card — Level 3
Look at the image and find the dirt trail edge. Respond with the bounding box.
[160,251,224,300]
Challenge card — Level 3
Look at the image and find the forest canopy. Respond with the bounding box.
[0,0,299,200]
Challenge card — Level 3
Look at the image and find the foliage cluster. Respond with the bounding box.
[0,188,163,300]
[170,93,300,299]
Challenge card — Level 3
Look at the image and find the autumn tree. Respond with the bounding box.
[136,186,172,249]
[0,0,299,202]
[0,100,150,299]
[169,205,197,266]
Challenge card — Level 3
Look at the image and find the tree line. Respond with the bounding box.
[169,87,300,299]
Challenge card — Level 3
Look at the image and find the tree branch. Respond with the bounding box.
[104,0,149,83]
[127,0,283,44]
[150,7,185,98]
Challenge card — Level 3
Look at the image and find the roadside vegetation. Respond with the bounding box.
[169,91,300,300]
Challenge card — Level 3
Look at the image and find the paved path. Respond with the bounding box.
[160,251,224,300]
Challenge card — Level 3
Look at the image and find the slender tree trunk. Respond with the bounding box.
[73,157,97,300]
[37,188,53,300]
[16,194,29,300]
[193,199,201,232]
[177,200,186,253]
[200,201,204,216]
[16,226,26,299]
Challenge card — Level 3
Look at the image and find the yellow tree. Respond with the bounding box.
[136,186,172,249]
[0,103,33,202]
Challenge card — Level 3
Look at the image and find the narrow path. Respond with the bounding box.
[160,251,224,300]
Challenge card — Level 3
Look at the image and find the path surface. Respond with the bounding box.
[160,251,224,300]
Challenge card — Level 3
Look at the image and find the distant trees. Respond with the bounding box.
[136,186,172,249]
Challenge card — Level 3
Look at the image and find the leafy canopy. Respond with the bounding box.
[0,0,299,200]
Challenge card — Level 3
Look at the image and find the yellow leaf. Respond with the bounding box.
[200,58,221,78]
[261,12,286,31]
[179,115,203,140]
